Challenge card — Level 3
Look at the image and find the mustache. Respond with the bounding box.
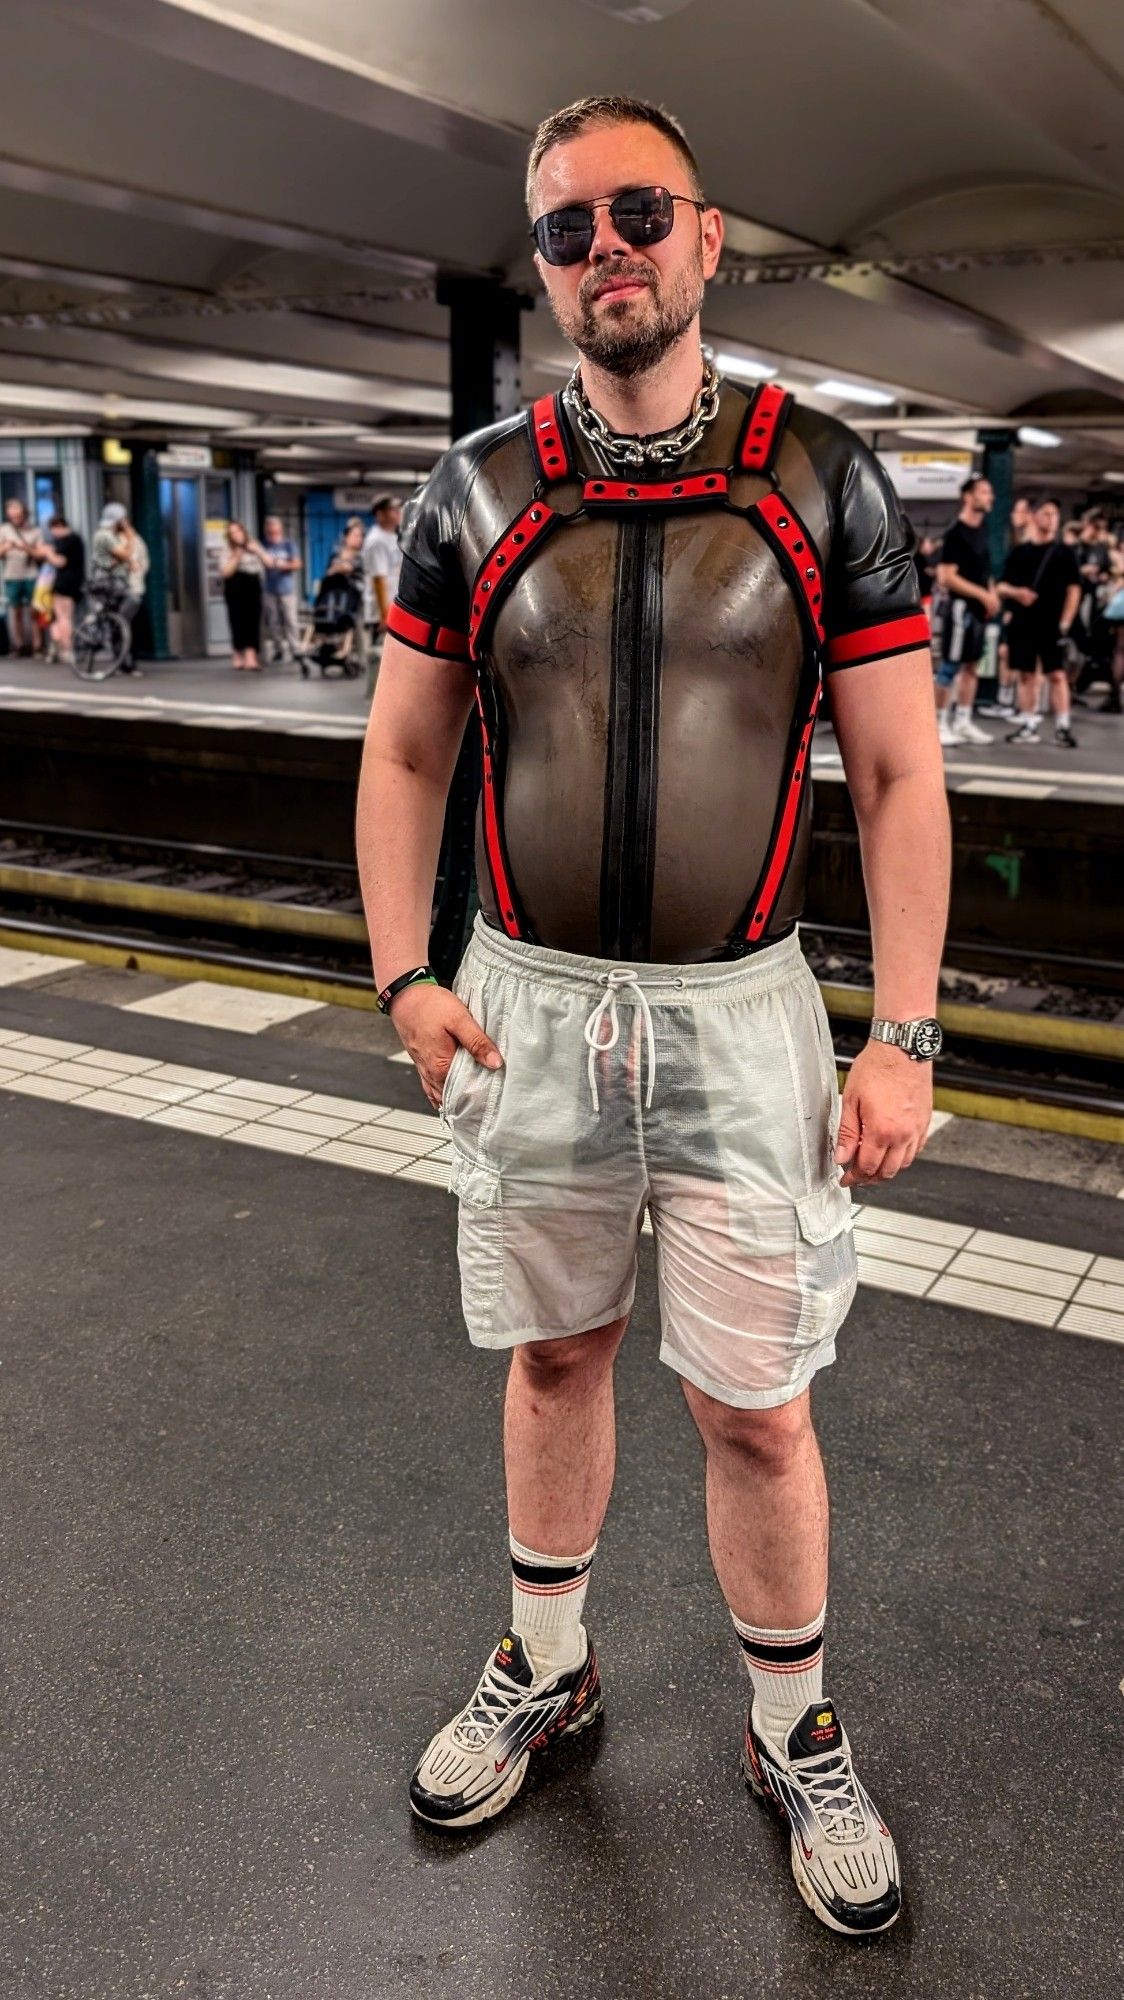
[581,264,657,306]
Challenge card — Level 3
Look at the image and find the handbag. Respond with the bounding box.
[1103,585,1124,622]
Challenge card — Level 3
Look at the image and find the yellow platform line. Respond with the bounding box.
[4,928,1122,1144]
[0,862,368,943]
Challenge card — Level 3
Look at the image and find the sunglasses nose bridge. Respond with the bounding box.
[587,199,634,261]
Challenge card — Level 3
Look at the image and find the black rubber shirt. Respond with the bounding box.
[390,378,926,964]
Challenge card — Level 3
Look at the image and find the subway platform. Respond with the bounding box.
[2,653,1123,804]
[3,940,1122,2000]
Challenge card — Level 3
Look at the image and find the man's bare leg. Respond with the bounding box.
[681,1385,827,1630]
[504,1315,628,1554]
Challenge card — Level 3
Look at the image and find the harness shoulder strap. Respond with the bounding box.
[527,392,575,484]
[734,381,794,475]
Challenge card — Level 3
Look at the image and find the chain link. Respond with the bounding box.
[563,356,721,474]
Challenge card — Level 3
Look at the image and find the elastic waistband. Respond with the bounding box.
[467,913,806,1001]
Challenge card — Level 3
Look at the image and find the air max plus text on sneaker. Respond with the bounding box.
[408,1627,603,1829]
[742,1698,901,1936]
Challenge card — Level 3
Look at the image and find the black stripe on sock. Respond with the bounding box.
[737,1629,823,1666]
[511,1554,593,1587]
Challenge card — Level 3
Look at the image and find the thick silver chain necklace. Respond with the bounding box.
[563,356,721,473]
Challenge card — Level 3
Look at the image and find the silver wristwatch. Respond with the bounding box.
[868,1016,943,1062]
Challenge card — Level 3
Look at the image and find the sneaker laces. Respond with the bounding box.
[451,1660,533,1753]
[790,1749,867,1843]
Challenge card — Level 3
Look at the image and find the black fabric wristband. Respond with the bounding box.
[376,965,438,1014]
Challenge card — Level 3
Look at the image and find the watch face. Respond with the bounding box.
[913,1018,943,1058]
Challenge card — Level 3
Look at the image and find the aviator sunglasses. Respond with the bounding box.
[531,184,706,267]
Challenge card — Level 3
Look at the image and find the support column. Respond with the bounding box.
[428,277,530,982]
[978,427,1016,579]
[129,447,171,661]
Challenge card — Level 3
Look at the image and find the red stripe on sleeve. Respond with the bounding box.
[387,601,470,661]
[825,613,930,668]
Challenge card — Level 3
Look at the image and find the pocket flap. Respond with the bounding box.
[450,1150,501,1208]
[796,1181,854,1246]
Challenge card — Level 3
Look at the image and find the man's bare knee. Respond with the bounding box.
[683,1381,813,1469]
[513,1314,629,1389]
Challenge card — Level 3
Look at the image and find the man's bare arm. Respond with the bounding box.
[355,633,503,1105]
[826,650,952,1182]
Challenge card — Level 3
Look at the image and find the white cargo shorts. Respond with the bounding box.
[439,915,857,1410]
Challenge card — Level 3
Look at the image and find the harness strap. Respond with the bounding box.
[736,380,793,474]
[468,500,558,662]
[751,490,826,647]
[739,674,821,947]
[475,680,528,940]
[528,392,574,483]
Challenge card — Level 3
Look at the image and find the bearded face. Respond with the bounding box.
[548,235,706,381]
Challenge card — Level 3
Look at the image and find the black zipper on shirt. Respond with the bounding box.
[601,513,663,959]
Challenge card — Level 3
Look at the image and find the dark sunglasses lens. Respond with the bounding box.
[535,207,594,266]
[610,186,675,246]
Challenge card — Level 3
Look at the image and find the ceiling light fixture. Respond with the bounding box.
[813,378,897,407]
[713,351,777,382]
[1017,425,1062,448]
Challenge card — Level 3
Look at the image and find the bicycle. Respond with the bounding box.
[71,580,131,681]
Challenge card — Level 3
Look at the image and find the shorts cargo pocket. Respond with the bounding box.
[794,1181,858,1345]
[450,1147,504,1326]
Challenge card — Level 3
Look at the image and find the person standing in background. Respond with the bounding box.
[934,475,999,747]
[0,498,48,657]
[361,494,403,696]
[220,522,268,670]
[978,493,1033,720]
[998,498,1082,748]
[261,514,303,663]
[40,513,85,666]
[91,502,148,676]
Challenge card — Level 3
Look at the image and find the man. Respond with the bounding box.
[998,498,1082,747]
[0,497,48,656]
[934,475,1000,746]
[978,492,1033,720]
[91,502,148,675]
[361,494,402,696]
[356,95,949,1939]
[261,515,303,663]
[40,512,86,666]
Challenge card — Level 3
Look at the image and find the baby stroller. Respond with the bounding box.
[299,569,364,678]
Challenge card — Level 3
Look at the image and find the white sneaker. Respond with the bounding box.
[952,714,993,745]
[937,715,959,748]
[744,1697,901,1936]
[409,1627,603,1828]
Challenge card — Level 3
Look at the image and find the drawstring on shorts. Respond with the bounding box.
[582,967,685,1114]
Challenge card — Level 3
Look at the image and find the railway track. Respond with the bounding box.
[2,820,1122,1142]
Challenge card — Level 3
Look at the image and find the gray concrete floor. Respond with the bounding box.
[3,987,1122,2000]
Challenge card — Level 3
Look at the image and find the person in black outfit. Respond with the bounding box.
[220,521,267,669]
[997,499,1082,747]
[934,476,998,746]
[40,513,85,666]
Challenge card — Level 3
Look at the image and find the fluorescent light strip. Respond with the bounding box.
[713,351,777,382]
[813,378,897,407]
[1018,426,1062,448]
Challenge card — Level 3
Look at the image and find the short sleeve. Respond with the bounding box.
[385,460,472,664]
[939,525,961,567]
[823,438,930,672]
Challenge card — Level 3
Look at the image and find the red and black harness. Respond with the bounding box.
[392,383,829,957]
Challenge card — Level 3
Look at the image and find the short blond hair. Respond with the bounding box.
[526,94,704,217]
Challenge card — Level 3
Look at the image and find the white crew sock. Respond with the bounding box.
[955,703,974,726]
[1055,709,1071,733]
[510,1534,597,1678]
[732,1599,827,1750]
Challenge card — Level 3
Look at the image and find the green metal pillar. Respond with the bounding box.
[427,278,531,983]
[129,447,171,661]
[978,427,1016,579]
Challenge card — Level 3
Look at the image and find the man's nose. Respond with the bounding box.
[588,203,633,262]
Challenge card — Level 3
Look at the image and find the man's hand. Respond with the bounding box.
[982,588,1001,619]
[388,984,503,1111]
[833,1040,933,1187]
[1013,586,1037,608]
